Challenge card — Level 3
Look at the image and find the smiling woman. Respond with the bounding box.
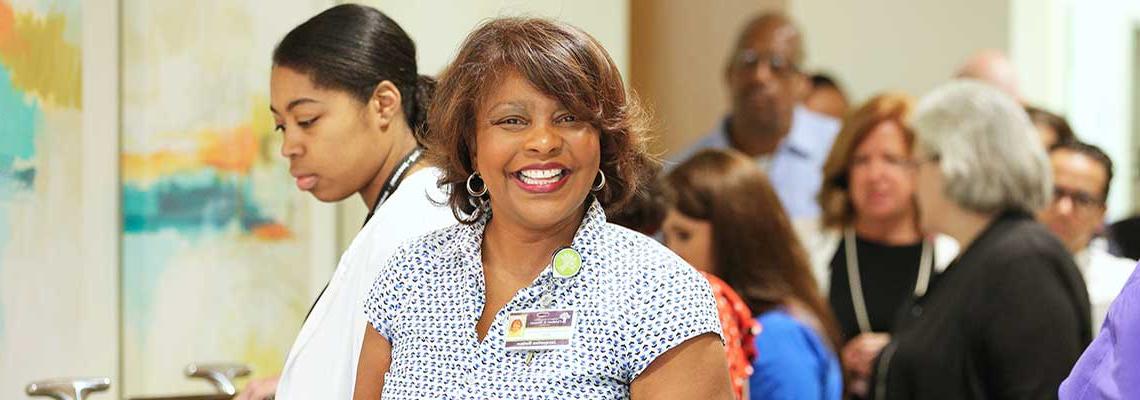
[353,17,733,400]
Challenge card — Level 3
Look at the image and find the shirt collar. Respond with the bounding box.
[721,105,821,161]
[462,197,607,274]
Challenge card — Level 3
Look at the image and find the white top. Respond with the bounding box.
[364,200,723,399]
[1075,238,1137,333]
[275,167,457,400]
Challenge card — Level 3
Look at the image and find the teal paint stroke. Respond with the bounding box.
[123,170,274,236]
[121,231,183,333]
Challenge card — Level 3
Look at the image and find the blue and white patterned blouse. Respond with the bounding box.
[364,200,722,399]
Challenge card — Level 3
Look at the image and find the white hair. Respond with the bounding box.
[912,79,1051,213]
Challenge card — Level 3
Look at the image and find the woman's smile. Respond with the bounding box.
[512,163,571,193]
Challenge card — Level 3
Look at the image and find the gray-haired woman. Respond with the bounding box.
[869,80,1091,400]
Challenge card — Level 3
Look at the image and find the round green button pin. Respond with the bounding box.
[552,247,582,278]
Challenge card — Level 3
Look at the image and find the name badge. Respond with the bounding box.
[504,309,576,351]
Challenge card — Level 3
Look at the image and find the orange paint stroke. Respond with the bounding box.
[198,124,259,174]
[252,222,292,241]
[0,1,14,48]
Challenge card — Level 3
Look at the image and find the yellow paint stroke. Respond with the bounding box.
[247,96,281,164]
[121,151,200,184]
[0,1,81,109]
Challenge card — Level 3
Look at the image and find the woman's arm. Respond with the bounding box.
[353,323,393,400]
[630,333,733,400]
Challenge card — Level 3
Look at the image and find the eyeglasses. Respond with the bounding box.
[849,155,914,171]
[901,154,940,169]
[731,49,799,77]
[1053,186,1104,211]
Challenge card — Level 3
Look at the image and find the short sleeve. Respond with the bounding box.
[623,264,723,381]
[363,246,411,342]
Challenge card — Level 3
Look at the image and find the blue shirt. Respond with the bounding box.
[671,106,840,219]
[364,200,723,399]
[750,309,843,400]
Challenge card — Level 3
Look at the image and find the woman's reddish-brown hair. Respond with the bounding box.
[819,92,916,229]
[424,17,655,222]
[665,149,843,352]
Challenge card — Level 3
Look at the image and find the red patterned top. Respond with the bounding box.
[702,272,760,399]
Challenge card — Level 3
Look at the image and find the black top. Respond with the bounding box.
[828,236,924,342]
[871,211,1092,400]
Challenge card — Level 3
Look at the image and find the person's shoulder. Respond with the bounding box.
[795,106,841,137]
[1089,246,1138,281]
[380,223,469,274]
[756,310,812,338]
[788,106,840,162]
[1090,240,1138,269]
[666,118,731,167]
[985,217,1070,263]
[753,310,833,368]
[595,222,698,277]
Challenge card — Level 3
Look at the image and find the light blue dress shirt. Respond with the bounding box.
[671,106,840,219]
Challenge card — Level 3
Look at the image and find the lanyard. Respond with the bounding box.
[362,147,424,228]
[843,227,932,334]
[523,247,582,365]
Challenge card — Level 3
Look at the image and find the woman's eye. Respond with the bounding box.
[298,117,319,128]
[495,117,527,127]
[557,114,578,123]
[274,123,285,132]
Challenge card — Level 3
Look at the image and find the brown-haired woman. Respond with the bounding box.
[662,148,843,400]
[353,18,732,399]
[795,93,957,397]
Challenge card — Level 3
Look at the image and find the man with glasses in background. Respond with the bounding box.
[1038,141,1136,331]
[672,12,840,219]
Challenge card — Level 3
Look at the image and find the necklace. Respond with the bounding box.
[843,226,933,334]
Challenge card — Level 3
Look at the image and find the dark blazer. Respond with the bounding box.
[871,210,1092,400]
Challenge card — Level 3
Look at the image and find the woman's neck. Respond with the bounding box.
[482,207,585,279]
[358,127,419,210]
[852,210,921,245]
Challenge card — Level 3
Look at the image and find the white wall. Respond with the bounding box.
[1010,0,1071,111]
[790,0,1011,104]
[1015,0,1140,219]
[1062,0,1140,219]
[338,0,631,247]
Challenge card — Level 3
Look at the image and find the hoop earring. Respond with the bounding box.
[591,170,606,192]
[466,172,487,197]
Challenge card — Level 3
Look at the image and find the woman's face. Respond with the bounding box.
[473,71,601,232]
[662,208,715,275]
[912,145,948,234]
[270,66,386,202]
[848,121,917,224]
